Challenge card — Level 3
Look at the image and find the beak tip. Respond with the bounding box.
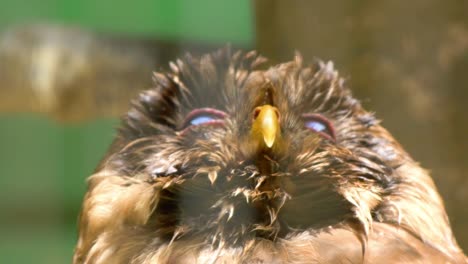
[264,138,275,148]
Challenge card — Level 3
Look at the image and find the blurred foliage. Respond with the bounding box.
[0,115,118,262]
[0,0,253,44]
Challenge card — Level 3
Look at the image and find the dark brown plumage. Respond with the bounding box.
[74,49,467,263]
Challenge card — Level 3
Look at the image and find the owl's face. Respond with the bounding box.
[75,49,462,263]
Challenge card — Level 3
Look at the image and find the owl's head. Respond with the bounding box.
[75,48,460,263]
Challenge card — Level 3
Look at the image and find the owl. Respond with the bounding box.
[73,49,466,263]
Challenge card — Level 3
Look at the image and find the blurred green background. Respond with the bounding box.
[0,1,252,263]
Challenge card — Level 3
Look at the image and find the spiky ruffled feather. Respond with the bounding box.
[74,48,466,263]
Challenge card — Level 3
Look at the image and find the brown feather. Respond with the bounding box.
[74,48,466,263]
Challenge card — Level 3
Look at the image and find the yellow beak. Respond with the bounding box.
[251,105,281,148]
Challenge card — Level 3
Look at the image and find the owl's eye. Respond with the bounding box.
[303,114,336,141]
[182,108,227,129]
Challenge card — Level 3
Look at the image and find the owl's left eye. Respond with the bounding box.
[303,114,336,141]
[182,108,227,129]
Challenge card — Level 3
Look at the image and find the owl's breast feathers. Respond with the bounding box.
[74,49,466,263]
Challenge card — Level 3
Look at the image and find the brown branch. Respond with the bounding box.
[0,24,225,121]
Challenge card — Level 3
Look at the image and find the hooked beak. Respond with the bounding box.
[251,105,281,149]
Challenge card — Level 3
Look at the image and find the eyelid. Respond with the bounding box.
[302,113,336,141]
[181,108,227,129]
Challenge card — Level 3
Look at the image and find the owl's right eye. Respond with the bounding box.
[182,108,227,129]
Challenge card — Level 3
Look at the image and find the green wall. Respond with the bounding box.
[0,1,252,262]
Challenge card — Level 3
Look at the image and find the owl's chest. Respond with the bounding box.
[128,223,452,264]
[133,228,365,264]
